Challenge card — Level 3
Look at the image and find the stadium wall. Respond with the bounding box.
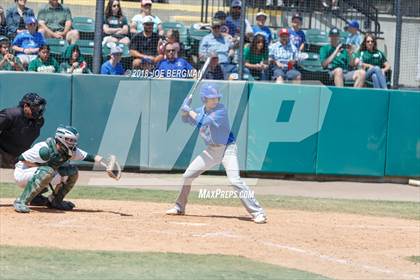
[0,73,418,177]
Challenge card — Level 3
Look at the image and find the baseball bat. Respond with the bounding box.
[187,56,212,99]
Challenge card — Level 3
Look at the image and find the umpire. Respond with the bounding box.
[0,93,46,168]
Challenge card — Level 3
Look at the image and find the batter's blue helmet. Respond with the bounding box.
[200,84,222,102]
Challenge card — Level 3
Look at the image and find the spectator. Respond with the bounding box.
[130,0,163,36]
[269,28,301,83]
[6,0,35,40]
[252,12,272,44]
[157,29,181,56]
[355,33,391,89]
[244,34,269,80]
[12,17,45,68]
[101,45,124,75]
[214,10,235,37]
[156,42,194,78]
[60,44,90,74]
[320,27,365,87]
[129,15,162,70]
[226,0,253,37]
[204,52,224,80]
[345,20,362,51]
[289,13,306,51]
[322,0,339,10]
[37,0,79,45]
[103,0,130,46]
[0,6,6,36]
[199,18,238,80]
[0,39,24,71]
[28,44,59,72]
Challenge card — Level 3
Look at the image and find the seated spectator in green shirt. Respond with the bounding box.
[60,44,90,74]
[28,44,59,72]
[354,33,391,89]
[103,0,130,46]
[320,27,365,87]
[37,0,79,45]
[244,34,269,80]
[0,39,24,71]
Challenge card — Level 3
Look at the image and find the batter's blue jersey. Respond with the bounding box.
[182,103,235,145]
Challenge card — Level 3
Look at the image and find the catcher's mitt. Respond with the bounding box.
[102,155,121,180]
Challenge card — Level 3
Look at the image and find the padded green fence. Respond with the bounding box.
[0,73,71,142]
[385,90,420,177]
[1,73,418,177]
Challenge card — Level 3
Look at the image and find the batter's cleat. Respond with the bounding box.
[166,207,185,215]
[29,194,49,206]
[253,214,267,224]
[13,199,30,213]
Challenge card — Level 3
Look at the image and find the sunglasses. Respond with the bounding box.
[166,49,176,53]
[143,4,152,7]
[366,40,374,43]
[112,4,119,7]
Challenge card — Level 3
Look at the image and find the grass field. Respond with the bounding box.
[1,183,419,220]
[406,256,420,264]
[0,246,331,280]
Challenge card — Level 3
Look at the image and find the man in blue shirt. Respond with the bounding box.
[199,18,238,79]
[269,28,301,83]
[288,13,306,51]
[226,0,252,37]
[156,42,194,78]
[166,84,267,224]
[101,46,125,75]
[12,17,45,67]
[252,12,272,44]
[6,1,35,39]
[345,20,362,51]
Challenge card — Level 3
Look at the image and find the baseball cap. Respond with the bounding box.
[278,28,289,36]
[214,11,227,20]
[256,12,267,19]
[231,0,242,7]
[25,16,37,25]
[329,27,340,36]
[211,18,223,26]
[142,15,154,24]
[141,0,153,5]
[292,13,302,21]
[110,46,123,55]
[346,20,359,30]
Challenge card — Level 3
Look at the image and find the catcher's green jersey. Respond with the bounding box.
[19,138,88,170]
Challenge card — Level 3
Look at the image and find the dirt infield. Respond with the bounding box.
[1,199,419,280]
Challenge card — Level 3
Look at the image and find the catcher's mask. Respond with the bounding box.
[55,126,79,157]
[19,92,47,120]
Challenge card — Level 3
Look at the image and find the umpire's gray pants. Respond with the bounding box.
[175,144,265,218]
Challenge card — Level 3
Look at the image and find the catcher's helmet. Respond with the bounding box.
[55,126,79,156]
[19,92,47,119]
[200,84,222,103]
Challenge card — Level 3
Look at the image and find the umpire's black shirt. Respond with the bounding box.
[0,107,44,157]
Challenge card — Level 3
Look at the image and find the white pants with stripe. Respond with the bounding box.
[175,143,265,218]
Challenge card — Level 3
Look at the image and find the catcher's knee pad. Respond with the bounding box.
[19,166,55,204]
[58,165,79,177]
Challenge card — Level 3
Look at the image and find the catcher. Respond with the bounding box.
[13,125,121,213]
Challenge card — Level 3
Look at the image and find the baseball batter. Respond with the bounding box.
[166,84,267,224]
[13,125,107,213]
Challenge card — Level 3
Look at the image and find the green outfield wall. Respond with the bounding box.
[0,73,418,177]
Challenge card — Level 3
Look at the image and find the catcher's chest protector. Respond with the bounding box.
[43,138,72,170]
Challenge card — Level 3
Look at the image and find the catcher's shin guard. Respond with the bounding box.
[14,166,55,212]
[48,165,78,211]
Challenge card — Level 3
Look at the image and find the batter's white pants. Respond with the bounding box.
[175,143,265,218]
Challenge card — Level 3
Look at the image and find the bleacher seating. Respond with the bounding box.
[73,17,95,40]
